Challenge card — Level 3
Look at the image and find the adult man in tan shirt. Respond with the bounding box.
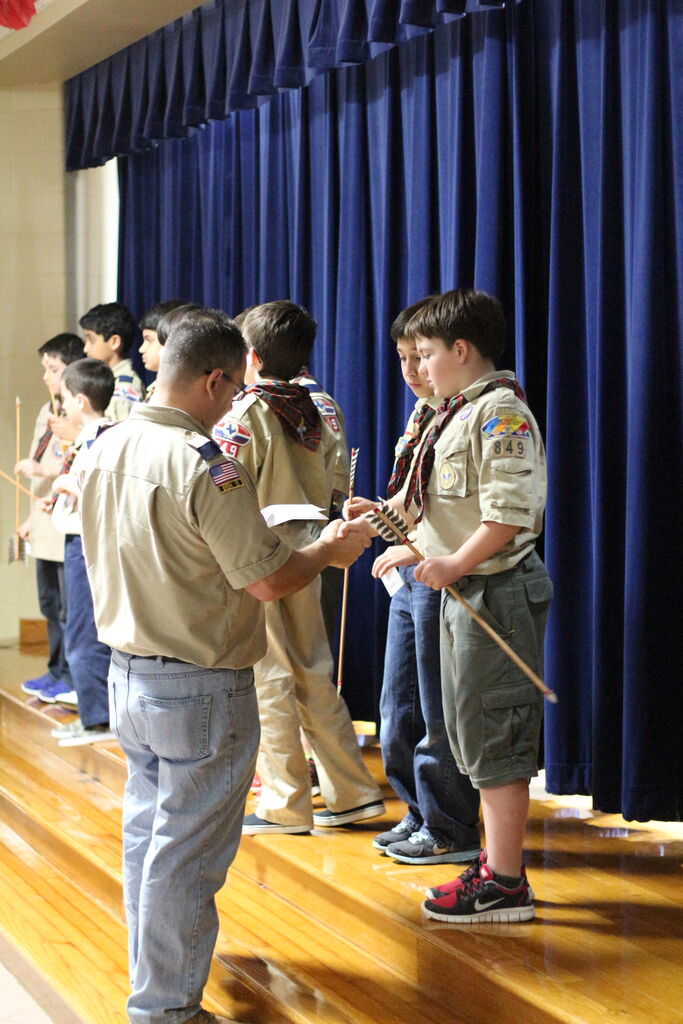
[80,307,371,1024]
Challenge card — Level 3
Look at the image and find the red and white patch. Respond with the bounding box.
[214,419,251,458]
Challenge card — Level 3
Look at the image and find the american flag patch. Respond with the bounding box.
[209,460,243,493]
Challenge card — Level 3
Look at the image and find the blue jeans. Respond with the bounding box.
[109,651,259,1024]
[36,557,71,685]
[63,534,110,726]
[380,565,480,845]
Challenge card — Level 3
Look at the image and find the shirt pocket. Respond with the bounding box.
[434,445,469,497]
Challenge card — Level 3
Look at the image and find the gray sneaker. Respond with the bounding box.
[50,717,82,739]
[58,722,115,747]
[386,827,481,865]
[372,816,420,850]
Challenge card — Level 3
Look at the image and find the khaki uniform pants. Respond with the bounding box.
[254,572,381,825]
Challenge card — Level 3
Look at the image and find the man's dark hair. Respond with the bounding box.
[404,289,507,362]
[390,296,437,342]
[79,302,137,356]
[62,358,115,414]
[139,300,188,333]
[241,301,317,380]
[156,303,201,345]
[160,308,247,382]
[37,333,84,364]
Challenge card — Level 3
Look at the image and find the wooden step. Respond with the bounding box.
[2,648,683,1024]
[0,686,469,1024]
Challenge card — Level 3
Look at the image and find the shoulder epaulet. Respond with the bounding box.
[184,432,224,462]
[233,392,259,414]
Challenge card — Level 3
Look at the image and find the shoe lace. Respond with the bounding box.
[413,827,447,847]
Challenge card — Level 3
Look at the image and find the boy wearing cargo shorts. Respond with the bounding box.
[397,288,552,922]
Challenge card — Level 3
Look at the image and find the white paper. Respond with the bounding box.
[380,567,404,596]
[260,504,328,528]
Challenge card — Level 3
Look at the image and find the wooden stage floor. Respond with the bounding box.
[0,640,682,1024]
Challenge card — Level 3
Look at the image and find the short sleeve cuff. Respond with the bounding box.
[225,537,292,589]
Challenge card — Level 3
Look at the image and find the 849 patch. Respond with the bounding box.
[482,414,529,458]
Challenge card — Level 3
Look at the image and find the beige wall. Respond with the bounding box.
[0,83,68,641]
[0,83,118,642]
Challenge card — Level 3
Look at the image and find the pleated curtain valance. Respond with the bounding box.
[65,0,518,171]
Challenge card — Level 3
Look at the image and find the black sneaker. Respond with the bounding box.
[372,816,420,851]
[242,813,310,835]
[423,862,535,924]
[313,800,385,827]
[386,828,481,865]
[428,849,535,900]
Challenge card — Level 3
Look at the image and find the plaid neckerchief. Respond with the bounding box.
[246,378,321,452]
[34,399,62,463]
[404,377,527,521]
[386,401,438,499]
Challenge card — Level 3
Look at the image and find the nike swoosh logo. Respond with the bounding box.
[474,896,506,911]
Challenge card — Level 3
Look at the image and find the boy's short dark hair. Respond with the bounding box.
[79,302,137,356]
[241,301,317,380]
[156,303,201,345]
[404,289,507,362]
[161,308,247,382]
[233,306,256,329]
[62,358,115,415]
[37,333,84,364]
[139,300,188,333]
[390,296,437,342]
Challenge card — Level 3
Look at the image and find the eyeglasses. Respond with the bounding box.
[204,369,246,401]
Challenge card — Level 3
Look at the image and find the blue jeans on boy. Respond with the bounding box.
[36,557,71,685]
[109,652,259,1024]
[379,564,480,846]
[63,534,110,727]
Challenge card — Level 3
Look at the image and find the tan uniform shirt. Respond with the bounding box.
[107,358,146,422]
[415,371,547,574]
[80,405,291,669]
[292,373,350,510]
[27,402,67,562]
[214,392,331,518]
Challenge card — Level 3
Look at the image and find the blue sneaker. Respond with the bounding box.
[38,678,75,703]
[21,672,55,696]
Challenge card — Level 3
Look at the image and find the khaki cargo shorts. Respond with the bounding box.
[439,551,553,789]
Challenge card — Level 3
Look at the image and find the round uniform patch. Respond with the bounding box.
[439,462,457,490]
[460,406,473,421]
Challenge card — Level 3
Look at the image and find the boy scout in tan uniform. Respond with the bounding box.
[214,301,383,834]
[396,289,552,925]
[79,308,371,1024]
[15,333,84,699]
[291,369,350,645]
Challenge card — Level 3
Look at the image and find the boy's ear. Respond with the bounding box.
[108,334,123,354]
[247,348,262,370]
[453,338,470,363]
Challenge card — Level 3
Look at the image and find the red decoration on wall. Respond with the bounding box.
[0,0,37,30]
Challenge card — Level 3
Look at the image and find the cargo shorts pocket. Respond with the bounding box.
[138,694,212,762]
[481,684,539,763]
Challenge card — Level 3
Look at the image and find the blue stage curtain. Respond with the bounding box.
[65,0,520,171]
[114,0,682,820]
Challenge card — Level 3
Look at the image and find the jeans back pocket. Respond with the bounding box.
[139,694,212,762]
